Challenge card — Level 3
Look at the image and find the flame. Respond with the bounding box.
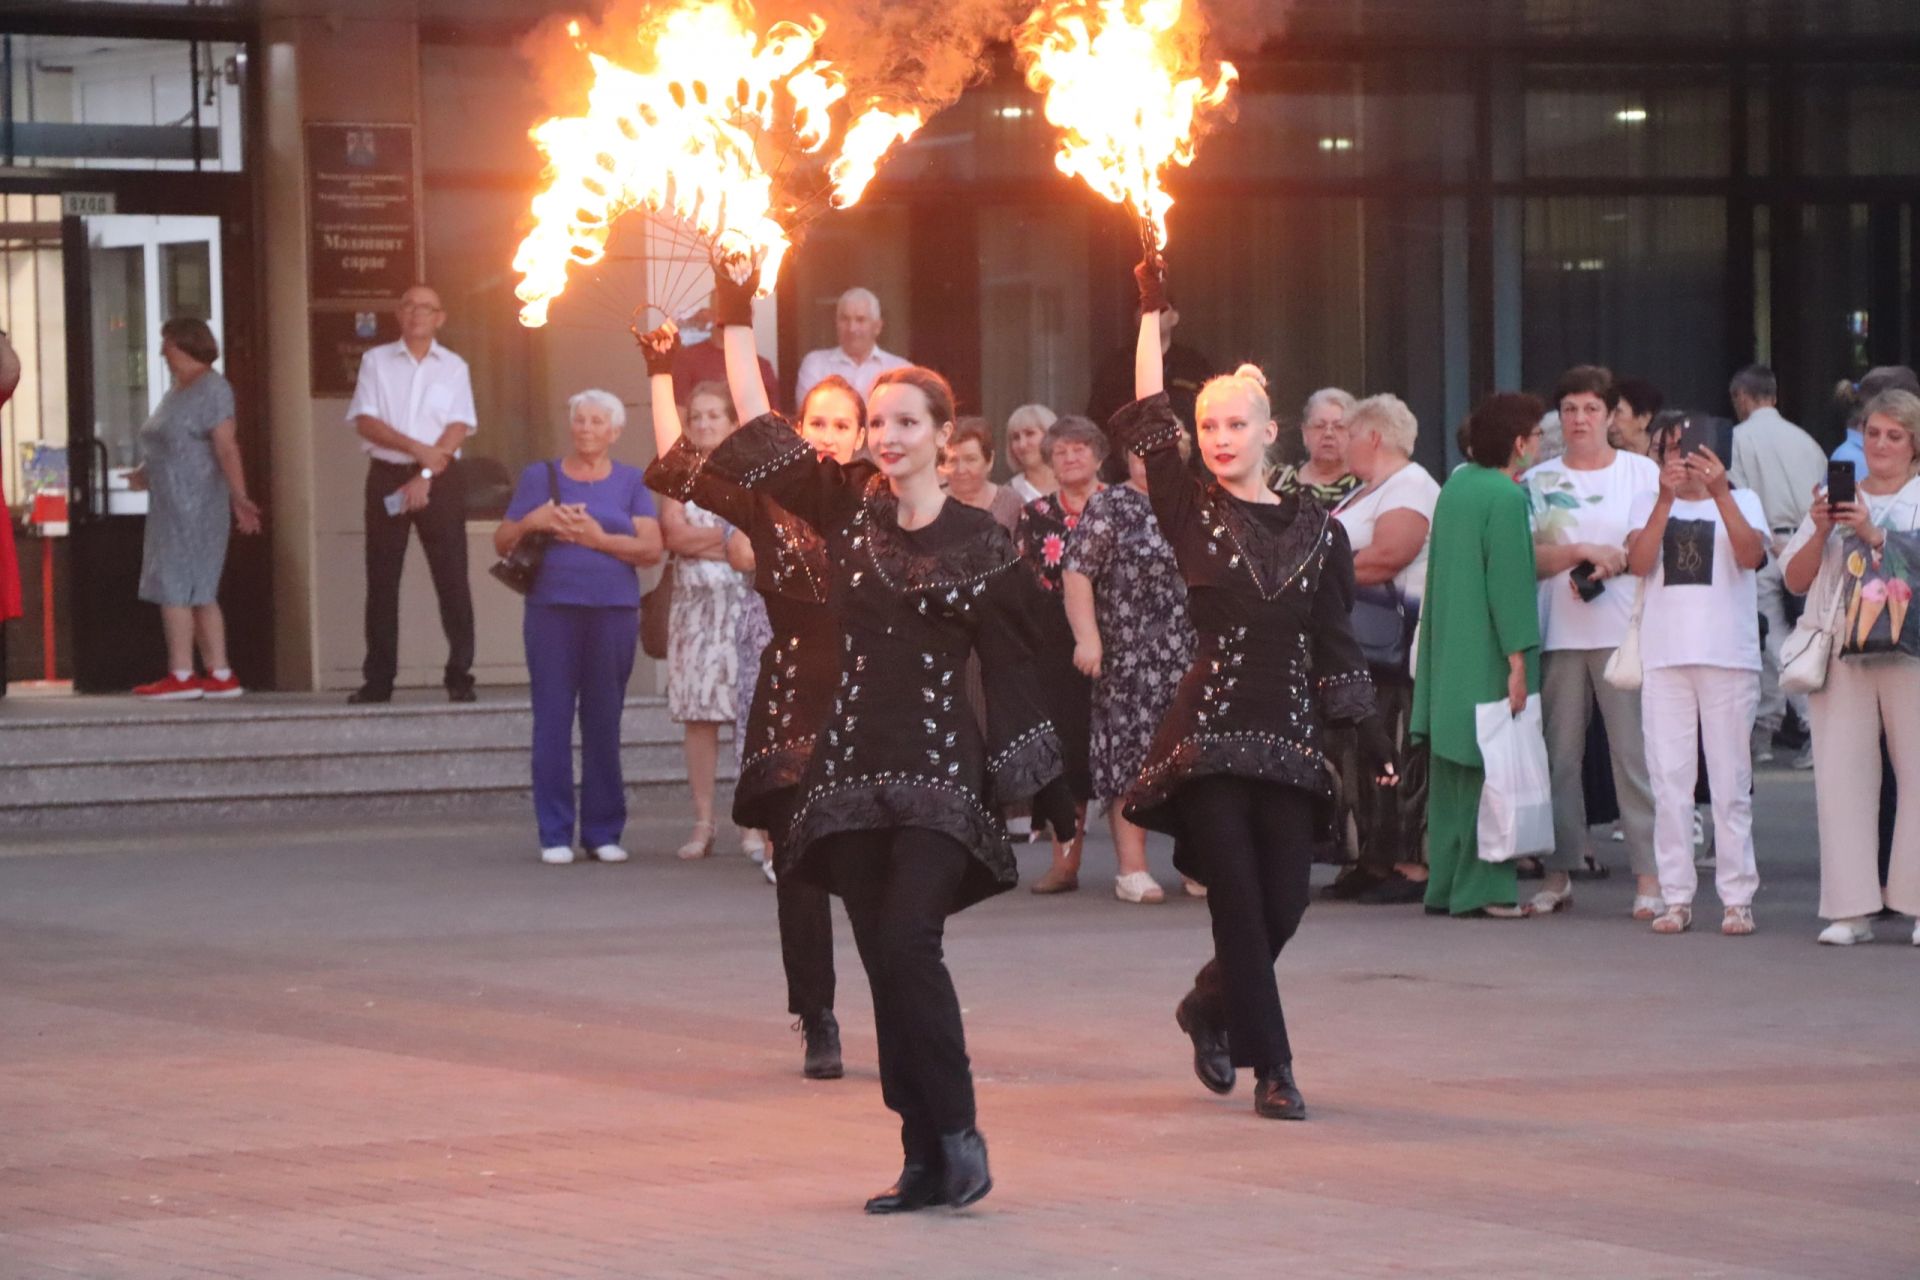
[1014,0,1238,249]
[513,0,916,328]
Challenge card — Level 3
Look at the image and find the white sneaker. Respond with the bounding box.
[1750,728,1776,765]
[1792,744,1815,770]
[591,844,629,863]
[741,833,768,864]
[761,858,777,885]
[541,846,575,865]
[1817,918,1874,946]
[1114,871,1166,904]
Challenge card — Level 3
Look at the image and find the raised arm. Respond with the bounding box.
[714,263,772,423]
[639,323,684,459]
[1135,255,1167,400]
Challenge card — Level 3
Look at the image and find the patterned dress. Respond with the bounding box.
[666,500,747,724]
[1061,484,1197,804]
[138,370,237,607]
[1014,490,1101,801]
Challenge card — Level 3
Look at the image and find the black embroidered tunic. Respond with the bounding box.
[695,413,1066,912]
[645,437,851,834]
[1106,394,1376,876]
[1012,491,1098,802]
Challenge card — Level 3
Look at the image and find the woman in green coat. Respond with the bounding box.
[1411,394,1545,917]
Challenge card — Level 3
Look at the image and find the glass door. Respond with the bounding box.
[65,211,226,692]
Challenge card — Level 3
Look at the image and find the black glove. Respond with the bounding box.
[1031,777,1080,843]
[710,256,760,329]
[636,321,680,377]
[1356,715,1400,787]
[1134,251,1169,316]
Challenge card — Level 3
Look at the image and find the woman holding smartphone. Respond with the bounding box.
[694,260,1075,1212]
[1782,389,1920,945]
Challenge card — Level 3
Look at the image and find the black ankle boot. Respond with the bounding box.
[1175,989,1235,1095]
[800,1010,843,1080]
[937,1128,992,1209]
[863,1156,948,1214]
[1253,1064,1307,1120]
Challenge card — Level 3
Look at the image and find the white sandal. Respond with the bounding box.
[1114,871,1166,904]
[1721,905,1755,936]
[676,820,716,861]
[1650,904,1692,934]
[1631,894,1665,921]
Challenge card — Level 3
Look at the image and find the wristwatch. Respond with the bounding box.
[419,467,435,480]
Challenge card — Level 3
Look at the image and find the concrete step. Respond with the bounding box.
[0,696,681,763]
[0,694,734,834]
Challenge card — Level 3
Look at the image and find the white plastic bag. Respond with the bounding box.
[1475,693,1554,864]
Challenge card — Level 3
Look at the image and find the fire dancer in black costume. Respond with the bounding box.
[689,260,1078,1211]
[1106,254,1398,1120]
[641,327,870,1083]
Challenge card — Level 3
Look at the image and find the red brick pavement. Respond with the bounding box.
[1,774,1915,1278]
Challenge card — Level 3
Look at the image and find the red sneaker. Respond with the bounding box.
[198,672,243,699]
[132,674,204,701]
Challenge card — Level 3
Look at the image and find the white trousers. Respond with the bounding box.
[1643,665,1761,908]
[1807,656,1920,920]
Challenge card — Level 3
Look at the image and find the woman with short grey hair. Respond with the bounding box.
[1014,415,1109,891]
[495,387,664,864]
[1273,387,1359,503]
[1321,393,1442,904]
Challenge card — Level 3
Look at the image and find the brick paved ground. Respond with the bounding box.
[2,766,1915,1279]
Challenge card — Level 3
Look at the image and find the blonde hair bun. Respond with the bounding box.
[1233,363,1269,389]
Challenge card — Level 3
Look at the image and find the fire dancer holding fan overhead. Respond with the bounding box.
[689,256,1077,1213]
[1106,253,1397,1121]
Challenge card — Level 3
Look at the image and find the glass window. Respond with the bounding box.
[1,35,246,171]
[1525,66,1730,178]
[1,194,68,511]
[1798,65,1920,177]
[786,205,913,371]
[1520,196,1729,414]
[977,203,1091,459]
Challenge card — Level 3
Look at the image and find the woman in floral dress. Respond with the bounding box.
[1062,442,1197,902]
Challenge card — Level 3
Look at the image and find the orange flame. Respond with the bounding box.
[1014,0,1238,249]
[513,1,916,327]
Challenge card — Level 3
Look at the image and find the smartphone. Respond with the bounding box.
[1677,416,1715,460]
[383,489,408,517]
[1569,560,1606,603]
[1827,459,1857,508]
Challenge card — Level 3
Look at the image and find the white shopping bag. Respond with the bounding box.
[1475,693,1554,863]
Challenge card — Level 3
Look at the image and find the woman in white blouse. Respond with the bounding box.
[1322,394,1441,905]
[1782,389,1920,946]
[1623,417,1768,936]
[1004,403,1059,503]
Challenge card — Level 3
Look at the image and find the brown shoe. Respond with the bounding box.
[1030,863,1079,894]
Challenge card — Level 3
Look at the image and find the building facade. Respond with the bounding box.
[3,0,1918,691]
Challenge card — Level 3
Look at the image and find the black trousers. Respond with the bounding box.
[828,827,975,1153]
[1177,776,1316,1071]
[762,790,835,1018]
[362,459,475,692]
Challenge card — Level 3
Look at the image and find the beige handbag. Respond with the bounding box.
[1602,577,1647,692]
[1780,558,1846,696]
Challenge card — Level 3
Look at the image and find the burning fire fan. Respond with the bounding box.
[512,0,924,343]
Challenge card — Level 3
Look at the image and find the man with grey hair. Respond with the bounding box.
[793,286,906,403]
[1727,363,1827,760]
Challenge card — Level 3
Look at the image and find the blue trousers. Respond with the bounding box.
[525,602,638,849]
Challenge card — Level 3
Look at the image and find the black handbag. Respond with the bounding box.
[1349,581,1415,671]
[488,460,560,595]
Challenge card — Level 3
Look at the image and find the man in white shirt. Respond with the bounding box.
[792,287,907,404]
[1727,363,1828,757]
[345,284,478,703]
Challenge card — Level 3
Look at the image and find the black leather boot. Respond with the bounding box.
[800,1010,843,1080]
[863,1157,948,1214]
[937,1128,993,1209]
[1253,1064,1307,1120]
[1175,989,1235,1095]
